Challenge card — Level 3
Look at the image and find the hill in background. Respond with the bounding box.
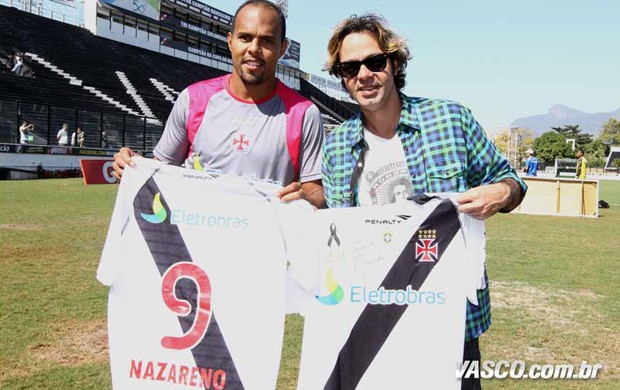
[511,105,620,137]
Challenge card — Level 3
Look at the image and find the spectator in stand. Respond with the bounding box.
[523,149,538,177]
[72,127,85,147]
[11,54,24,76]
[57,124,69,146]
[19,121,34,144]
[101,128,109,148]
[576,149,587,179]
[6,54,16,71]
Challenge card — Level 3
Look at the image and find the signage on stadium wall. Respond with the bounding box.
[101,0,161,21]
[280,39,300,69]
[0,144,116,157]
[161,37,231,64]
[167,0,233,26]
[160,13,228,46]
[80,159,118,184]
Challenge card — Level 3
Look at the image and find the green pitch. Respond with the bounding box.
[1,179,618,389]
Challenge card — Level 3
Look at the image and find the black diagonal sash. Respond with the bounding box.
[325,199,461,390]
[134,178,244,389]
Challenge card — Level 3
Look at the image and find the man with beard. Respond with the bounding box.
[113,0,324,208]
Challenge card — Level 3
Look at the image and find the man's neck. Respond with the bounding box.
[229,73,278,101]
[361,92,402,139]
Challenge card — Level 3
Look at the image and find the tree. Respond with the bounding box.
[551,124,593,149]
[493,127,534,161]
[532,131,573,164]
[584,140,607,168]
[598,118,620,147]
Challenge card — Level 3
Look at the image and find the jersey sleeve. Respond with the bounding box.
[298,104,324,183]
[153,89,191,165]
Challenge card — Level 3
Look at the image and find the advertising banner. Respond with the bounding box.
[280,39,300,69]
[80,159,117,184]
[102,0,160,21]
[169,0,233,25]
[160,12,228,46]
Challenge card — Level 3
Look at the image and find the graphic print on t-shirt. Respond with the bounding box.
[133,178,243,389]
[364,162,412,205]
[358,129,414,206]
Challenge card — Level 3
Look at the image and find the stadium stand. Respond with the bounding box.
[1,5,356,150]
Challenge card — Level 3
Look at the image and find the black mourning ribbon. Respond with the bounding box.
[328,222,341,247]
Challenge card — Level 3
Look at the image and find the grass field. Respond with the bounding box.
[1,179,619,389]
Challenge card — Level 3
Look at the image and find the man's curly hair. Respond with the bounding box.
[325,13,412,91]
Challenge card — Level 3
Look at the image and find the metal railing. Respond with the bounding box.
[0,100,164,150]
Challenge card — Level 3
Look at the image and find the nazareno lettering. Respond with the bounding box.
[130,359,226,389]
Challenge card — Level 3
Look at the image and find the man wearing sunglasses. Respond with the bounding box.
[322,14,527,389]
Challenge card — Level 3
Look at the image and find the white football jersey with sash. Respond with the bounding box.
[98,159,312,389]
[294,196,485,390]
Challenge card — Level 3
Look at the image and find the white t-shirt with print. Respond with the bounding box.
[357,128,413,207]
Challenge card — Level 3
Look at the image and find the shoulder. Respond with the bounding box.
[187,75,228,93]
[403,95,471,119]
[277,81,314,110]
[325,114,360,150]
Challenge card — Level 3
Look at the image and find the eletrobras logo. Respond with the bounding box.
[140,192,249,229]
[140,192,167,223]
[316,270,445,306]
[316,268,344,305]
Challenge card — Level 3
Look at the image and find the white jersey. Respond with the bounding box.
[98,159,312,390]
[294,196,485,390]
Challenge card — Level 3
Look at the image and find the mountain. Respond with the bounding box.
[510,105,620,137]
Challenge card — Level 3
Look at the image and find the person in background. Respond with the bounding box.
[19,121,34,144]
[57,123,69,146]
[576,149,587,179]
[322,13,527,390]
[72,127,85,147]
[523,149,538,176]
[11,53,24,76]
[101,129,109,148]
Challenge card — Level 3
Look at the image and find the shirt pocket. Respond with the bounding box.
[426,161,466,192]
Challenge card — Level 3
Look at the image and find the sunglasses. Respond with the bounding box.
[334,53,391,79]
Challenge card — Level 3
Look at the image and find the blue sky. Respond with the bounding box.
[205,0,619,133]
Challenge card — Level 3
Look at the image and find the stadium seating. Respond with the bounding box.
[0,5,225,124]
[0,5,355,146]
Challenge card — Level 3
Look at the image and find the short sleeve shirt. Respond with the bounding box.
[154,75,324,187]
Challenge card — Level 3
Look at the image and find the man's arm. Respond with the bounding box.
[456,178,523,220]
[457,107,526,219]
[280,103,325,208]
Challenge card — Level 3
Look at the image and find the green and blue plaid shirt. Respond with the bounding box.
[322,94,526,341]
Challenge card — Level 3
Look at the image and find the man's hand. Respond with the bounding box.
[112,147,138,181]
[456,182,512,220]
[277,179,325,209]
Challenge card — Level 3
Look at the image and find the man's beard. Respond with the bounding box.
[238,66,265,85]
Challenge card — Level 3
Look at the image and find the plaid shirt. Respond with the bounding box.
[323,94,526,341]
